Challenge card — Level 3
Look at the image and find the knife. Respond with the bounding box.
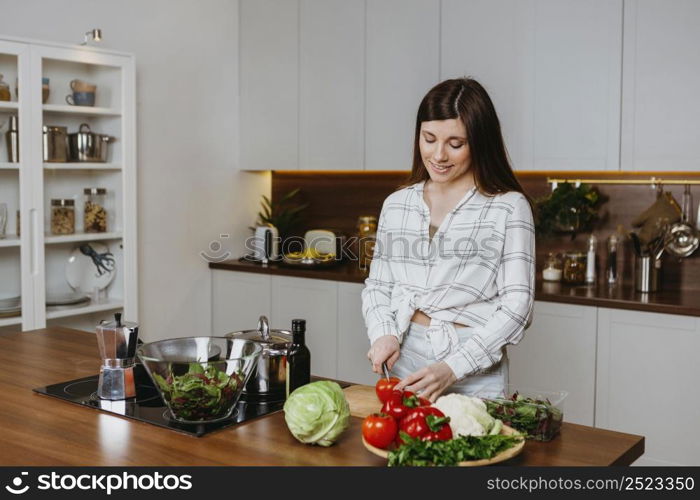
[382,362,391,381]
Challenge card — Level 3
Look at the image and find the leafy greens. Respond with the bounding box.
[152,363,244,421]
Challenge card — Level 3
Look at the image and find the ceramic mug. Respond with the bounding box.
[66,91,95,106]
[70,79,96,93]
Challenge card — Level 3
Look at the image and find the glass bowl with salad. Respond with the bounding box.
[137,337,262,424]
[474,385,568,442]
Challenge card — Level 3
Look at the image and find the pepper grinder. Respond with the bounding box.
[96,313,139,400]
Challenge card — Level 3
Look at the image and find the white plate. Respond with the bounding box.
[46,291,91,306]
[0,296,21,311]
[65,242,116,293]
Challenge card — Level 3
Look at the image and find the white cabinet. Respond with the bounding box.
[337,282,375,385]
[507,301,598,426]
[239,0,299,171]
[0,36,137,332]
[531,0,622,171]
[271,275,339,378]
[299,0,365,171]
[211,271,377,383]
[211,270,271,335]
[365,0,439,171]
[620,0,700,171]
[441,0,622,171]
[441,0,534,171]
[596,307,700,466]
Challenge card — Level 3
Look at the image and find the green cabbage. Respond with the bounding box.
[283,381,350,447]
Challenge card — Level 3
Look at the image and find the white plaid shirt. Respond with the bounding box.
[361,181,535,380]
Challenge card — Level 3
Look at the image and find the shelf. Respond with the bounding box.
[45,232,122,245]
[0,162,20,170]
[0,237,21,248]
[44,163,121,171]
[0,101,19,111]
[0,315,21,328]
[46,299,123,320]
[43,104,121,117]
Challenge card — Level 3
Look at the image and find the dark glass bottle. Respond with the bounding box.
[286,319,311,397]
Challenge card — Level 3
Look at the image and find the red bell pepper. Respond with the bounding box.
[381,390,430,421]
[398,406,453,444]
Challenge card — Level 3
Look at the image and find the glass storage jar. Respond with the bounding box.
[0,74,10,101]
[84,188,107,233]
[51,199,75,235]
[356,215,377,238]
[563,251,586,284]
[542,252,563,282]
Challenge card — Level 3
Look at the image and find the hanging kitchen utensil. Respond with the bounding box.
[631,191,681,246]
[665,185,699,258]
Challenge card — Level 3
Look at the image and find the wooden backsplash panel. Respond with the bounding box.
[272,170,700,289]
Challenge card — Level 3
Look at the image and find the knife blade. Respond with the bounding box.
[382,362,391,381]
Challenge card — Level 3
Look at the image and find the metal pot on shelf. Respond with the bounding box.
[225,315,291,401]
[42,125,69,162]
[68,123,115,162]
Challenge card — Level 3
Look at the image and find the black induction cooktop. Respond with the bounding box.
[32,364,285,437]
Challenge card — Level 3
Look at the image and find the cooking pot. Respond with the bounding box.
[43,125,69,162]
[68,123,115,162]
[225,315,291,401]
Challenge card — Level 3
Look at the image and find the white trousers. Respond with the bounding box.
[390,322,508,398]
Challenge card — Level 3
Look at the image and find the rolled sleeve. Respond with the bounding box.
[444,195,536,379]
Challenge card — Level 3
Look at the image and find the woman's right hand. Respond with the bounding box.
[367,335,401,375]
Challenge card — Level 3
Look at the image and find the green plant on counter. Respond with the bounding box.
[251,188,309,238]
[535,182,602,239]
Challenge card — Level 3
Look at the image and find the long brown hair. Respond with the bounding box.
[404,78,527,198]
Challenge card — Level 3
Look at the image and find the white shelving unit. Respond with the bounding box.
[44,163,121,171]
[0,237,21,248]
[0,35,137,332]
[43,104,121,117]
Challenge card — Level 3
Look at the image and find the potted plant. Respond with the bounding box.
[535,182,602,238]
[251,188,308,241]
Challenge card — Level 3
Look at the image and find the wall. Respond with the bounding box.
[0,0,268,340]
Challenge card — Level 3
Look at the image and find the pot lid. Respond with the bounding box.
[226,316,291,347]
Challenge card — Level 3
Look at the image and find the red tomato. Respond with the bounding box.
[375,377,401,404]
[381,390,429,421]
[397,406,452,444]
[362,413,398,449]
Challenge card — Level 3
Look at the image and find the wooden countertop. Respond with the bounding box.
[211,259,700,317]
[0,327,644,466]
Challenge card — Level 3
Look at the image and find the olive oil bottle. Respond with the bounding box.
[286,319,311,397]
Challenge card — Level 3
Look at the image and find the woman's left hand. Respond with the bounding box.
[393,361,457,403]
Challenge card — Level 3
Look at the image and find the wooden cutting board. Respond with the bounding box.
[343,385,381,418]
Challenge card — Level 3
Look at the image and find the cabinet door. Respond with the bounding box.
[596,308,700,465]
[299,0,364,170]
[441,0,622,171]
[365,0,440,171]
[532,0,622,171]
[441,0,534,170]
[337,282,376,385]
[239,0,299,171]
[507,301,597,426]
[211,271,271,335]
[271,276,338,378]
[620,0,700,171]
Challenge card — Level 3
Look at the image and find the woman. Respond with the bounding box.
[361,78,535,402]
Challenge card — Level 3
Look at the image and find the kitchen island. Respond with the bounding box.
[0,327,643,466]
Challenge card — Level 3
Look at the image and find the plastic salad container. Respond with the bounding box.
[473,385,568,441]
